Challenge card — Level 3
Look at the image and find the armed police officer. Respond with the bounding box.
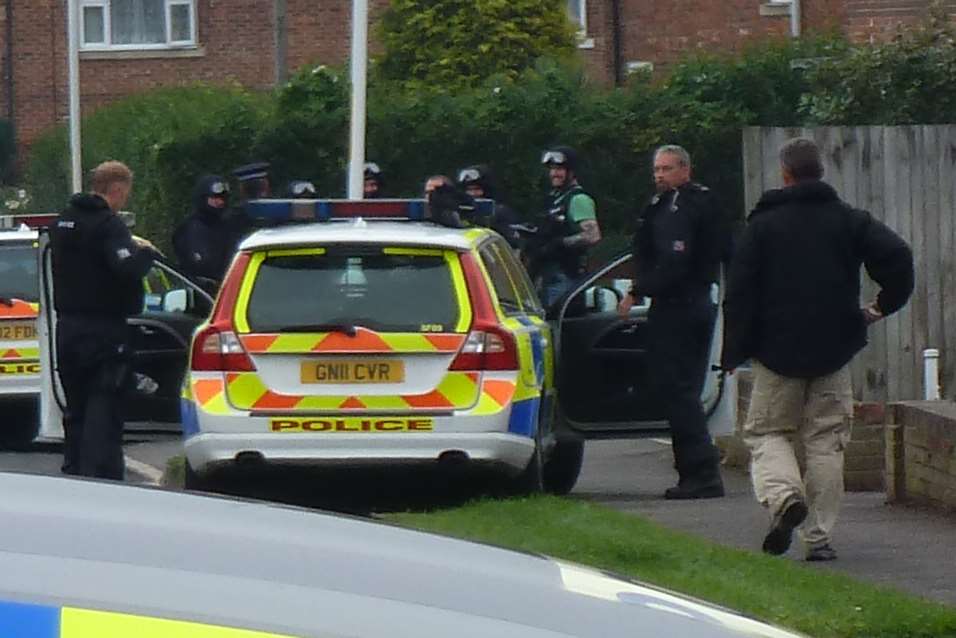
[457,164,522,249]
[364,162,384,198]
[531,146,601,307]
[52,161,160,480]
[617,145,728,500]
[172,175,236,289]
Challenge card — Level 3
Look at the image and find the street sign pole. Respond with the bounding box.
[67,0,82,194]
[347,0,368,199]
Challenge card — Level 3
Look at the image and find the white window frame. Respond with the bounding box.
[79,0,197,51]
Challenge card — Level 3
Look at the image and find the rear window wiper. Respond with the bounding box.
[276,323,358,336]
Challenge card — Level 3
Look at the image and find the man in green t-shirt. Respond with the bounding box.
[532,146,602,307]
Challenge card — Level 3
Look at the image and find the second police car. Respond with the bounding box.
[180,199,734,494]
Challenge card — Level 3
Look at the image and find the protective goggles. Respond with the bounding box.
[457,168,482,184]
[209,181,229,196]
[364,162,381,176]
[541,151,567,166]
[290,181,317,196]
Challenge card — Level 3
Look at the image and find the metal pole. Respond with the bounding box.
[923,349,941,401]
[790,0,802,38]
[347,0,368,199]
[67,0,82,193]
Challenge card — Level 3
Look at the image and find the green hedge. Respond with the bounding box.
[25,84,271,245]
[29,22,955,250]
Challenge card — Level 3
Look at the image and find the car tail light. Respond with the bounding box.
[451,251,519,371]
[191,323,256,372]
[450,325,519,371]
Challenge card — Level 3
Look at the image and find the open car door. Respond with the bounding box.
[551,252,735,438]
[37,231,214,439]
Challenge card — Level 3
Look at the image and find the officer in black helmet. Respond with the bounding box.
[532,146,602,306]
[364,162,384,199]
[456,164,522,250]
[172,175,237,288]
[232,162,272,201]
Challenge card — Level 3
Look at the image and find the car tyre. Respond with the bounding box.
[184,460,220,493]
[543,439,584,495]
[0,399,40,450]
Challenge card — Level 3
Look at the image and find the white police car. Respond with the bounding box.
[173,199,733,493]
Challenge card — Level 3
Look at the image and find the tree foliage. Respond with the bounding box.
[801,9,956,124]
[376,0,577,90]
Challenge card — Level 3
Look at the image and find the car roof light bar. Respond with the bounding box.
[243,198,496,224]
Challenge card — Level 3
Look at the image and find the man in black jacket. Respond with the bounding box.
[618,145,730,500]
[172,175,236,289]
[52,161,160,480]
[722,138,914,561]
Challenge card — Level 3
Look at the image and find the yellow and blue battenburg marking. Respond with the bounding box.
[0,600,296,637]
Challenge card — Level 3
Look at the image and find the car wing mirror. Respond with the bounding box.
[162,288,188,313]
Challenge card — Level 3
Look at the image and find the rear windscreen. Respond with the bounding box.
[0,243,38,303]
[245,248,463,333]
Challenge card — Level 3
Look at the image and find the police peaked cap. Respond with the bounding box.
[231,162,271,182]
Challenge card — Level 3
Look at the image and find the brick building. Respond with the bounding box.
[0,1,951,164]
[575,0,956,84]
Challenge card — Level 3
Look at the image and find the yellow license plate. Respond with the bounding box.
[0,321,36,340]
[300,359,405,384]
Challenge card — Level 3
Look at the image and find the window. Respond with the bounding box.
[567,0,586,33]
[479,243,523,316]
[80,0,196,50]
[245,248,461,334]
[0,242,39,303]
[491,240,543,316]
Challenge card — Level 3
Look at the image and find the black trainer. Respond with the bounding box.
[762,500,808,555]
[806,544,837,562]
[663,479,725,500]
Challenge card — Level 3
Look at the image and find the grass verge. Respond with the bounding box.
[388,495,956,638]
[164,454,185,489]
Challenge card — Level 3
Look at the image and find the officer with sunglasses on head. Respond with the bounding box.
[531,146,602,307]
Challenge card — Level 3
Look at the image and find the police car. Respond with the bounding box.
[0,216,46,447]
[179,199,734,493]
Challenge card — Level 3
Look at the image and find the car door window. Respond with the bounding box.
[479,243,523,316]
[142,264,213,318]
[491,239,543,316]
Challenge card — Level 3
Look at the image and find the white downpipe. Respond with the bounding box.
[790,0,802,38]
[67,0,82,194]
[923,349,941,401]
[347,0,368,199]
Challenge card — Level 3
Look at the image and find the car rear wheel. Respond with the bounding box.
[543,439,584,495]
[0,399,39,450]
[184,460,223,494]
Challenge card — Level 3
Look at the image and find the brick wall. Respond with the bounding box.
[886,402,956,511]
[9,0,282,152]
[846,0,956,43]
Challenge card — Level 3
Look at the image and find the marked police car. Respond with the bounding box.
[0,216,45,447]
[176,199,733,493]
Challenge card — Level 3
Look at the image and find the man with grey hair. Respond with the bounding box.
[722,137,913,561]
[618,144,730,499]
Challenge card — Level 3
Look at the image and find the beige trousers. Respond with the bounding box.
[743,361,853,548]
